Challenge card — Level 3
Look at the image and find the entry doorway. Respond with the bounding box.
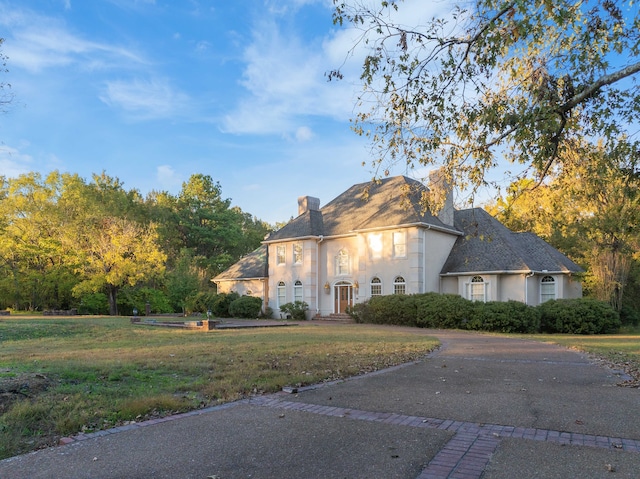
[334,281,353,314]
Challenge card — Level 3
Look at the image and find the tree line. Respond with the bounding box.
[0,171,271,315]
[485,139,640,321]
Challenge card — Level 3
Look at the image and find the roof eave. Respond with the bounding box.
[212,276,267,283]
[440,269,576,277]
[352,222,463,236]
[262,235,321,244]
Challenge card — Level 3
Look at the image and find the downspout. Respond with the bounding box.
[424,225,431,293]
[316,235,324,316]
[525,271,535,305]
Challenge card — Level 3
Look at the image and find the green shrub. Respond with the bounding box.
[278,301,309,321]
[346,301,372,323]
[228,295,263,319]
[350,295,419,326]
[465,300,541,333]
[538,298,621,334]
[620,304,640,326]
[78,293,109,315]
[210,292,240,317]
[260,306,274,319]
[185,291,218,314]
[416,293,474,329]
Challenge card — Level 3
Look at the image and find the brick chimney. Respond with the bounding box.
[298,196,320,216]
[428,169,454,227]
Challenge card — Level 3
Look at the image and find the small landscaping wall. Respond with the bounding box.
[347,293,621,334]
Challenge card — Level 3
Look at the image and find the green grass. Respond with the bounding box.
[0,317,438,459]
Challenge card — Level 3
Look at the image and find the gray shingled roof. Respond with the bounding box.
[267,175,454,241]
[440,208,584,274]
[213,245,268,281]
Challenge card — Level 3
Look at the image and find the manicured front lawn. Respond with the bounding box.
[0,317,438,459]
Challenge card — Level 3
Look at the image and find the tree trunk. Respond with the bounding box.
[107,285,119,316]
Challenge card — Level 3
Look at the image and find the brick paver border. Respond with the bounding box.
[58,392,640,479]
[250,395,640,479]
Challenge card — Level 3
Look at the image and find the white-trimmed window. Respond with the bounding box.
[294,280,303,303]
[276,245,286,265]
[393,276,406,295]
[293,243,303,264]
[468,275,487,302]
[368,233,383,259]
[393,231,407,258]
[277,281,286,307]
[370,277,382,296]
[336,249,350,275]
[540,275,556,303]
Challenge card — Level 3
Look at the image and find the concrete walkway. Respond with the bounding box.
[1,329,639,478]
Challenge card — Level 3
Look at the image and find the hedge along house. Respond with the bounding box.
[213,174,583,319]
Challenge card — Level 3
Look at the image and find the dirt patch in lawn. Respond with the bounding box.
[0,373,53,415]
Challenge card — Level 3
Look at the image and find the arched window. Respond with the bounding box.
[393,276,406,295]
[469,275,486,302]
[336,249,350,275]
[370,277,382,296]
[277,281,286,308]
[540,275,556,303]
[294,280,303,303]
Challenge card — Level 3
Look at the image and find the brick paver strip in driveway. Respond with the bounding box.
[251,393,640,478]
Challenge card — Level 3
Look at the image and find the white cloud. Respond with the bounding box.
[156,164,183,189]
[0,6,144,73]
[0,144,34,177]
[100,78,191,119]
[222,15,355,136]
[222,0,449,138]
[295,126,314,142]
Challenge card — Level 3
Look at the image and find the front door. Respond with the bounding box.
[334,283,353,314]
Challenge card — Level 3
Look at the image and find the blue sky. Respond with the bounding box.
[0,0,449,224]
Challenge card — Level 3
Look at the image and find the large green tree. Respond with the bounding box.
[64,173,166,315]
[72,216,166,316]
[174,174,271,283]
[0,169,271,313]
[331,0,640,202]
[0,173,76,310]
[487,139,640,313]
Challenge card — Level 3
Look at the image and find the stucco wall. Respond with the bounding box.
[268,240,319,318]
[441,272,582,306]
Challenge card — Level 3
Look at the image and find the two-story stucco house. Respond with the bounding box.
[213,174,583,319]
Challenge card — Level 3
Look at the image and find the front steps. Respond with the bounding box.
[313,313,353,322]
